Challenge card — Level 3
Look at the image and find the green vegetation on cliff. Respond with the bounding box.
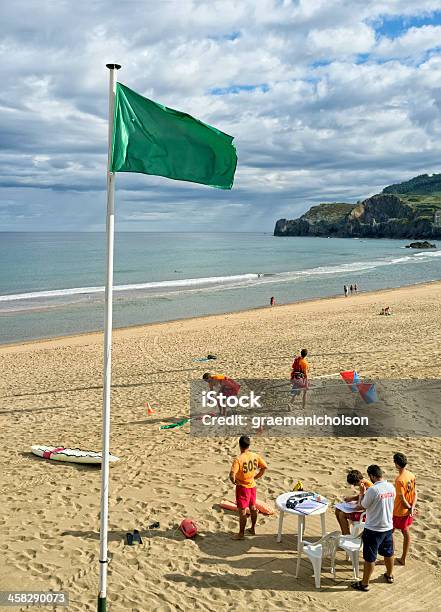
[302,203,354,222]
[274,173,441,239]
[383,173,441,196]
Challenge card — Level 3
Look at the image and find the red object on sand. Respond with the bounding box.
[145,401,157,415]
[180,518,198,538]
[42,447,65,459]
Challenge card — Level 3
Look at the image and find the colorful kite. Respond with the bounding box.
[356,383,378,404]
[340,370,360,392]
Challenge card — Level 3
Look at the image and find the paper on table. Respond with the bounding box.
[294,500,324,514]
[334,501,359,513]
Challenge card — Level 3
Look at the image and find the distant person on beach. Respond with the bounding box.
[351,464,395,592]
[202,373,241,416]
[344,285,348,297]
[354,283,358,293]
[380,306,392,316]
[290,348,309,409]
[229,435,267,540]
[393,452,417,566]
[335,469,371,535]
[350,284,354,295]
[270,296,275,306]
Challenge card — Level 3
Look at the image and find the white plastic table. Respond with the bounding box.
[276,492,329,577]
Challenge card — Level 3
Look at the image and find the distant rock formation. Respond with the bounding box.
[405,241,436,249]
[275,174,441,239]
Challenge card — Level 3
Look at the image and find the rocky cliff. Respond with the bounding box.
[274,174,441,239]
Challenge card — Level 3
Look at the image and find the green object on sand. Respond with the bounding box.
[160,418,189,430]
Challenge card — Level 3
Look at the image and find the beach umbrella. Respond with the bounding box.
[340,370,360,392]
[97,64,237,611]
[356,382,379,404]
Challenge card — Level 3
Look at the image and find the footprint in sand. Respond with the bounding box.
[420,494,434,503]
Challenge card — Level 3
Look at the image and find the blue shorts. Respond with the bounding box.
[362,528,394,562]
[290,382,307,397]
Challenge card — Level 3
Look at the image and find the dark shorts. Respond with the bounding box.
[236,485,257,509]
[362,528,394,563]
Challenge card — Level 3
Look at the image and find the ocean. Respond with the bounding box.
[0,232,440,344]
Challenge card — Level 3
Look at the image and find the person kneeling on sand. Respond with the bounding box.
[229,435,267,540]
[203,373,241,416]
[335,469,371,535]
[393,452,417,566]
[351,464,395,592]
[380,306,392,315]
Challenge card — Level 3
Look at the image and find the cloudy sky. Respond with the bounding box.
[2,0,441,231]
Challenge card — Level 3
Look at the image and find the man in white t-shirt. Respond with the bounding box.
[351,464,396,592]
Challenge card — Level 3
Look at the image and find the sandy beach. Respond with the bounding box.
[0,281,440,611]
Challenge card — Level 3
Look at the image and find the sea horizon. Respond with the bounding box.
[0,231,439,344]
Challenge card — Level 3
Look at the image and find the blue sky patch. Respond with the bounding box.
[210,84,269,95]
[373,11,441,39]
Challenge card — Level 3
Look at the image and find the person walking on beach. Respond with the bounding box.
[229,435,267,540]
[350,284,354,295]
[290,348,309,409]
[393,452,417,566]
[203,373,241,416]
[351,464,395,592]
[344,284,348,297]
[354,283,358,293]
[270,296,275,306]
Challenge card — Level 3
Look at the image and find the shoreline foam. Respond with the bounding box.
[1,278,440,352]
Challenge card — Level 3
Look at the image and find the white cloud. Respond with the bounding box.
[375,24,441,58]
[307,23,375,57]
[1,1,441,230]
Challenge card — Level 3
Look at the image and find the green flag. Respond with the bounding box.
[110,83,237,189]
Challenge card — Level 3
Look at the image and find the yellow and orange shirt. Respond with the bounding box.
[210,374,226,383]
[209,374,240,394]
[291,356,309,380]
[230,451,267,488]
[359,478,372,493]
[394,469,416,516]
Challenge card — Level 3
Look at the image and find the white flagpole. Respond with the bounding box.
[98,62,121,612]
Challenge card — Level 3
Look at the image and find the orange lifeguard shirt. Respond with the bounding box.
[291,356,309,381]
[394,469,416,516]
[359,478,372,493]
[292,357,309,377]
[296,357,309,376]
[209,374,240,394]
[230,451,267,488]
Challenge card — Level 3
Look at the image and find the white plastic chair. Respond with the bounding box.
[350,511,366,537]
[303,531,340,589]
[338,532,364,579]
